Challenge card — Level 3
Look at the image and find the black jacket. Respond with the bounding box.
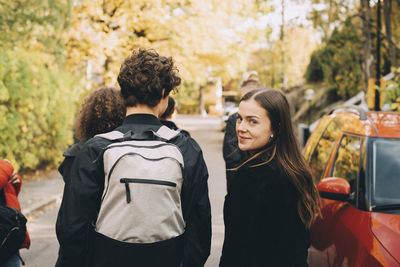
[220,157,309,267]
[57,141,85,183]
[56,114,211,267]
[222,113,244,190]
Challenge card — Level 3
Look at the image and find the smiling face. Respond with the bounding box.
[236,98,273,152]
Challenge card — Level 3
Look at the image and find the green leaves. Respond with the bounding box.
[0,50,76,172]
[306,18,363,100]
[380,68,400,111]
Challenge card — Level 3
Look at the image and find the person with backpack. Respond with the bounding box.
[0,159,30,267]
[54,87,126,185]
[55,87,126,266]
[56,48,211,267]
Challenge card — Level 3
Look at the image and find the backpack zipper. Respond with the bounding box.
[101,152,183,202]
[120,178,177,203]
[0,227,19,248]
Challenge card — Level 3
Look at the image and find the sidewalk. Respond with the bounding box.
[19,170,64,219]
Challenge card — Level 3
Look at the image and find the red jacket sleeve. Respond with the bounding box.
[0,160,14,189]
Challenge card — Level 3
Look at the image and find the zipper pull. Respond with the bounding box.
[120,179,131,203]
[93,147,107,164]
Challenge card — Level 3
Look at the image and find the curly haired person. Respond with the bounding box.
[55,87,126,185]
[56,49,211,267]
[55,87,126,265]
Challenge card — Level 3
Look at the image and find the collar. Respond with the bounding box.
[123,113,163,126]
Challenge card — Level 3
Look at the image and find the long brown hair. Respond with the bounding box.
[239,88,320,228]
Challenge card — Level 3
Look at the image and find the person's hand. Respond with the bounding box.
[9,172,20,184]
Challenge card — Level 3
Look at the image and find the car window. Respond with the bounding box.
[304,117,331,161]
[332,135,362,193]
[308,119,343,182]
[371,138,400,206]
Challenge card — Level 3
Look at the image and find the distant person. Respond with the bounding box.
[0,159,30,267]
[56,48,211,267]
[160,96,179,130]
[160,96,190,136]
[55,87,126,184]
[222,75,261,190]
[219,88,321,267]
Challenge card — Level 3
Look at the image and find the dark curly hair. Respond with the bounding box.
[74,87,126,141]
[117,48,181,107]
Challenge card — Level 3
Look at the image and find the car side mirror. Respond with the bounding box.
[317,177,351,201]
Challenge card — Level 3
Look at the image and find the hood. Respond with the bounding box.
[371,212,400,263]
[63,141,85,157]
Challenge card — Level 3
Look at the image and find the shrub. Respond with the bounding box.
[0,49,78,172]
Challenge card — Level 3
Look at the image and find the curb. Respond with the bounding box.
[22,193,62,219]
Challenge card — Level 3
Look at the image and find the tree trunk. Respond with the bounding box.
[384,0,397,68]
[280,0,287,89]
[361,0,373,91]
[198,85,205,115]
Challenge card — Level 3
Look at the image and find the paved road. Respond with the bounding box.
[19,115,227,267]
[178,116,226,267]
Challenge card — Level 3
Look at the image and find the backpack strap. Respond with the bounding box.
[155,125,181,141]
[95,131,124,141]
[93,126,181,164]
[95,126,180,142]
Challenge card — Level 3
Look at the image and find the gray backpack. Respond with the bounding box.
[95,126,185,243]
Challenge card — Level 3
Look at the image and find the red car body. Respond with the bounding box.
[304,107,400,267]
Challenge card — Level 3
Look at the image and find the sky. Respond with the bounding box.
[263,0,314,40]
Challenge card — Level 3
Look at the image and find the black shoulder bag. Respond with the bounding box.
[0,189,27,264]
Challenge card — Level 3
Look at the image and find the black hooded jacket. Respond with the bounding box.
[56,114,211,267]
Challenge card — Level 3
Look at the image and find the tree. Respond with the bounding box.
[0,0,78,172]
[384,0,397,68]
[305,19,364,100]
[65,0,268,99]
[0,0,72,60]
[309,0,358,41]
[360,0,373,90]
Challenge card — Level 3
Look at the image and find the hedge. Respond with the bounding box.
[0,49,78,173]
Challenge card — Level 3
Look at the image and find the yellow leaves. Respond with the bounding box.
[333,135,361,182]
[0,81,9,102]
[19,120,28,133]
[0,49,77,172]
[391,103,400,112]
[65,0,266,91]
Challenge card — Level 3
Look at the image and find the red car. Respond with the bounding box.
[304,106,400,267]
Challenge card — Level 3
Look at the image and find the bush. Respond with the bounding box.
[305,19,364,100]
[0,49,78,172]
[381,68,400,111]
[305,51,324,83]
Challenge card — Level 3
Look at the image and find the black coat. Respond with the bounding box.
[57,141,85,183]
[220,158,309,267]
[222,113,244,190]
[56,114,211,267]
